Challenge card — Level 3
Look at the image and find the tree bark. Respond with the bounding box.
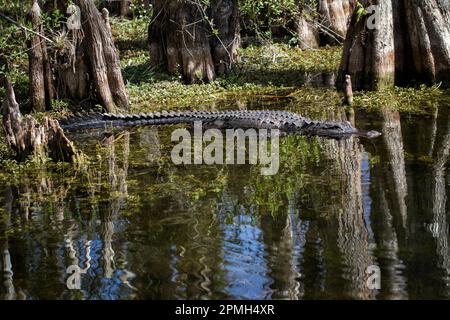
[296,0,355,48]
[338,0,450,91]
[2,78,81,162]
[56,0,129,112]
[318,0,356,45]
[210,0,240,74]
[28,0,55,112]
[148,0,240,83]
[57,36,90,101]
[78,1,129,111]
[296,5,320,50]
[120,0,131,18]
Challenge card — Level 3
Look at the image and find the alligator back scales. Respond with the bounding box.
[58,110,381,139]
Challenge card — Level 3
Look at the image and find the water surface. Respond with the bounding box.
[0,98,449,300]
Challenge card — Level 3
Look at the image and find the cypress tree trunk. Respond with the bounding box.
[296,0,355,49]
[148,0,240,83]
[296,4,320,49]
[120,0,131,18]
[210,0,240,74]
[56,0,129,112]
[318,0,356,45]
[78,0,129,111]
[338,0,450,90]
[28,0,55,111]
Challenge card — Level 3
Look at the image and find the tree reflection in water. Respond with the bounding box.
[0,105,449,299]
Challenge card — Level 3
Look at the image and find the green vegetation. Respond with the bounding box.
[353,85,449,114]
[113,16,448,116]
[0,13,448,169]
[239,0,300,39]
[121,43,342,112]
[111,15,149,50]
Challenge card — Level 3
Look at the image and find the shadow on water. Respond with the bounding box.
[0,97,449,299]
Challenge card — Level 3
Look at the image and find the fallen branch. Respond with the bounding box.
[0,11,55,43]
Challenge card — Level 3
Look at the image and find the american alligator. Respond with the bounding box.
[59,110,381,139]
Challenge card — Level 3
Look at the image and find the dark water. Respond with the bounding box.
[0,100,449,300]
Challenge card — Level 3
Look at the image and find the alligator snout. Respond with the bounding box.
[359,130,382,139]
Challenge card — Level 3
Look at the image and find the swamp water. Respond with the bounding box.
[0,97,449,299]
